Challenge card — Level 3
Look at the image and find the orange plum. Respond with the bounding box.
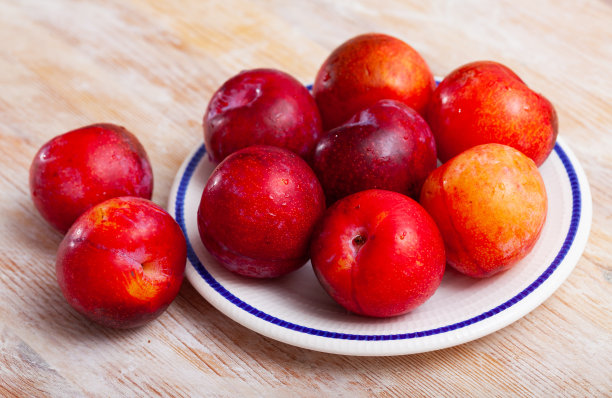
[419,144,547,278]
[313,33,435,131]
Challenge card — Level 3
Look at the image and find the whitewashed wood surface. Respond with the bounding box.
[1,0,611,396]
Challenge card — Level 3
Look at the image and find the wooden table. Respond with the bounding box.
[1,1,610,396]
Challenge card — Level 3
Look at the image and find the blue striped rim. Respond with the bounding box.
[175,143,581,341]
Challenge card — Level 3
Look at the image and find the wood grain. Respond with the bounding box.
[1,0,610,396]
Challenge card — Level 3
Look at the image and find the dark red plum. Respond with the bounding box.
[312,99,437,205]
[197,145,326,278]
[204,68,323,164]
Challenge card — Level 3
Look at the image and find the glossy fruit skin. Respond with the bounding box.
[313,33,435,130]
[56,197,187,329]
[29,123,153,233]
[312,99,437,205]
[427,61,558,166]
[204,68,323,164]
[197,145,326,278]
[310,189,445,317]
[419,144,547,278]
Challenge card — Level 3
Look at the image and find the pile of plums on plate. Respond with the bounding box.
[28,32,556,325]
[30,123,187,328]
[198,33,556,317]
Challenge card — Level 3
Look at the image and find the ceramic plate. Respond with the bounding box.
[168,135,591,356]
